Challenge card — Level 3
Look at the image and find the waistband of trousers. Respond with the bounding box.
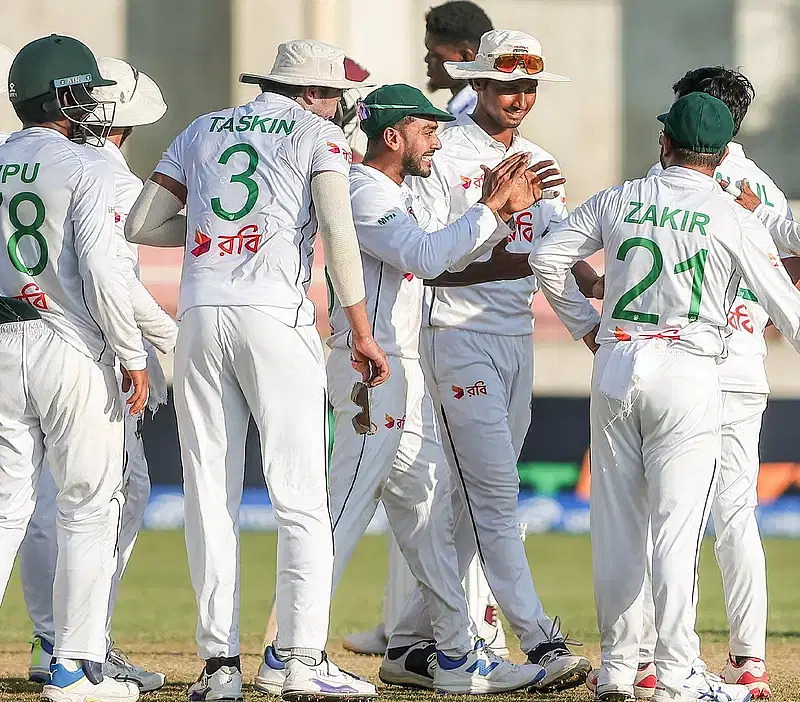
[0,319,47,336]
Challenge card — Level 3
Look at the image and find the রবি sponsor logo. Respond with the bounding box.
[191,230,211,257]
[452,381,488,399]
[460,174,484,190]
[14,282,47,310]
[327,141,353,163]
[384,414,406,430]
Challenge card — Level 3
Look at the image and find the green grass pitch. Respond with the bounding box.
[1,532,799,700]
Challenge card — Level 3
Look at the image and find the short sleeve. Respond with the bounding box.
[154,124,191,185]
[311,122,352,178]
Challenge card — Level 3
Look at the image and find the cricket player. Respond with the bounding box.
[20,57,174,694]
[582,66,796,701]
[257,82,560,694]
[346,2,511,661]
[0,34,149,702]
[527,92,800,702]
[385,30,594,693]
[125,40,389,701]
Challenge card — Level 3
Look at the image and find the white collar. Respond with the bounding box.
[356,163,408,193]
[455,112,518,152]
[660,165,721,189]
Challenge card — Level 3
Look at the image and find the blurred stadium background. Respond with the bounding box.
[2,0,800,535]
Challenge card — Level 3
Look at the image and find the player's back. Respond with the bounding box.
[159,92,352,327]
[0,127,116,363]
[597,166,743,356]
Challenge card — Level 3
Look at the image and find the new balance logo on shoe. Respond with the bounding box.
[466,660,499,676]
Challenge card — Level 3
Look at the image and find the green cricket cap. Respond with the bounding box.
[359,83,454,139]
[8,34,115,105]
[657,92,734,154]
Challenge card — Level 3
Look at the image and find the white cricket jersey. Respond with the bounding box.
[97,141,177,354]
[648,142,791,393]
[0,132,8,147]
[412,112,572,337]
[0,128,146,370]
[328,164,502,359]
[528,166,800,360]
[155,92,352,326]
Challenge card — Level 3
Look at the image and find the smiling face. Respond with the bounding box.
[390,116,441,178]
[473,78,538,129]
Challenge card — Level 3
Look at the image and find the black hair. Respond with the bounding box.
[425,0,493,49]
[258,80,304,99]
[672,66,755,137]
[672,146,726,170]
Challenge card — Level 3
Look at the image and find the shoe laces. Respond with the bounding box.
[319,653,363,681]
[537,616,584,649]
[108,645,132,666]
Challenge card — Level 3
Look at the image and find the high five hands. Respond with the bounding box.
[477,153,566,219]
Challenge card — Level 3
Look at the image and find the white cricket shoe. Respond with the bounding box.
[652,667,752,702]
[435,639,545,694]
[281,655,378,701]
[341,625,387,656]
[105,646,166,693]
[526,618,592,692]
[379,640,436,689]
[587,662,658,699]
[41,660,139,702]
[255,645,287,695]
[29,635,54,684]
[187,662,242,701]
[720,655,771,699]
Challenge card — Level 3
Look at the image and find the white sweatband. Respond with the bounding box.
[125,179,187,247]
[312,171,366,308]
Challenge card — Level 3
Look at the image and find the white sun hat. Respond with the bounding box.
[444,29,569,83]
[240,39,372,90]
[93,57,167,127]
[0,45,15,95]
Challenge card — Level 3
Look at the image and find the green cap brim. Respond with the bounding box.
[413,106,456,123]
[657,112,667,123]
[93,77,117,88]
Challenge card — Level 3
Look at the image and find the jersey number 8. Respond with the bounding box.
[5,192,48,277]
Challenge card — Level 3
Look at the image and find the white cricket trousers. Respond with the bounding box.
[639,390,768,662]
[590,344,721,698]
[19,400,151,647]
[0,321,124,662]
[175,306,332,659]
[327,349,471,657]
[390,327,555,654]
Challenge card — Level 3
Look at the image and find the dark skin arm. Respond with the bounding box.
[424,240,533,287]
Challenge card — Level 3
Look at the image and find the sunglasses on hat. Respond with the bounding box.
[490,53,544,75]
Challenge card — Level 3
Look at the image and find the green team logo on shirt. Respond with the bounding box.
[623,201,710,235]
[208,115,295,135]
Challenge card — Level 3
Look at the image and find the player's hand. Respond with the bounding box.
[497,160,566,220]
[583,325,600,354]
[735,179,762,212]
[592,274,605,300]
[350,334,391,387]
[478,153,531,213]
[121,368,150,415]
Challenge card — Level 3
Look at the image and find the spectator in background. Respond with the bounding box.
[424,0,493,116]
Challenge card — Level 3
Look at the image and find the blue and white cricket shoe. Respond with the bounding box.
[255,645,287,695]
[41,659,139,702]
[281,655,378,701]
[435,639,546,694]
[652,667,751,702]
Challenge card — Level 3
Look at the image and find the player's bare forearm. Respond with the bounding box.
[424,253,532,287]
[572,260,602,298]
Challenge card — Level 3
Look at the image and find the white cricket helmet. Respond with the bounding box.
[0,44,15,95]
[92,57,167,127]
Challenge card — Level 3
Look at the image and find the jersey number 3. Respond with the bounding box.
[211,143,259,222]
[611,236,708,324]
[5,192,48,276]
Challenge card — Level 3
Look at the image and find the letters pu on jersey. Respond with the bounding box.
[623,200,710,236]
